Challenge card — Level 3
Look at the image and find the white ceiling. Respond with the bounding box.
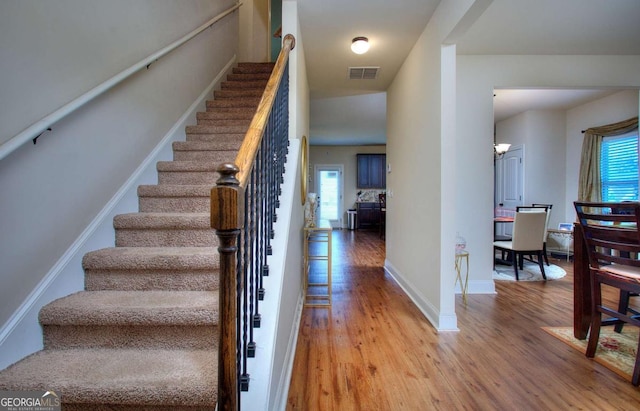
[298,0,440,99]
[299,0,640,145]
[492,89,620,123]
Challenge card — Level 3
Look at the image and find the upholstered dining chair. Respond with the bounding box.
[517,204,552,265]
[574,201,640,386]
[532,203,553,263]
[493,211,547,281]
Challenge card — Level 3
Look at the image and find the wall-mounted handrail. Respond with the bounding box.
[0,2,242,162]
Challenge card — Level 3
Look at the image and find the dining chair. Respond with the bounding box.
[533,203,553,256]
[574,201,640,386]
[378,193,386,239]
[517,204,552,265]
[493,211,547,281]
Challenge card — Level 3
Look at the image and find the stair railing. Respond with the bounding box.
[211,33,295,411]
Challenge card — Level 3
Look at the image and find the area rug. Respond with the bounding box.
[493,261,566,281]
[542,326,638,382]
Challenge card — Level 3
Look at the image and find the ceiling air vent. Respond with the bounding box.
[348,67,379,80]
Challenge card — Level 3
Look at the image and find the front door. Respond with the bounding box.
[314,165,343,228]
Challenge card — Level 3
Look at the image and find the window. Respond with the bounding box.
[600,133,639,202]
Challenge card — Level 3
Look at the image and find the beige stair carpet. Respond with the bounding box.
[0,62,274,410]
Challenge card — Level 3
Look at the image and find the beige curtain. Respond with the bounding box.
[577,116,639,201]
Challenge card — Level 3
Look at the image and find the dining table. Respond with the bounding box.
[572,223,591,339]
[494,216,514,223]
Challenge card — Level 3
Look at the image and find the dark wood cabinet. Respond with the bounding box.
[356,202,380,229]
[357,154,386,188]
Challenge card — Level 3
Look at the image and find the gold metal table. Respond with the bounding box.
[303,220,332,307]
[455,250,469,304]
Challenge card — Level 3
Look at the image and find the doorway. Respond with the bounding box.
[314,165,344,228]
[494,145,524,237]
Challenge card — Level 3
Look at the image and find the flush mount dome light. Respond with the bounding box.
[351,37,370,54]
[494,143,511,155]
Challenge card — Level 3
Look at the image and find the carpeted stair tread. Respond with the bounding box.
[157,160,229,172]
[185,124,248,134]
[213,88,264,99]
[156,161,228,185]
[138,184,212,198]
[40,290,217,326]
[237,62,275,67]
[206,98,260,109]
[173,140,243,153]
[214,88,265,98]
[233,62,275,74]
[0,348,217,408]
[83,247,219,271]
[82,247,219,291]
[137,185,212,213]
[197,107,256,119]
[186,132,246,143]
[114,213,216,247]
[224,72,271,81]
[221,80,269,90]
[195,117,251,126]
[114,212,210,229]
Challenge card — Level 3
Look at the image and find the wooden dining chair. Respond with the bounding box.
[493,211,547,281]
[574,201,640,386]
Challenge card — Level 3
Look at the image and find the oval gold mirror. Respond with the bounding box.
[300,135,308,205]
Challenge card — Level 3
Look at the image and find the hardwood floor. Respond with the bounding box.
[286,229,640,410]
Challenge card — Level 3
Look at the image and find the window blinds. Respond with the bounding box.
[601,134,639,202]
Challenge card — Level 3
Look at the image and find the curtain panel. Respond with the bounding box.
[578,116,639,202]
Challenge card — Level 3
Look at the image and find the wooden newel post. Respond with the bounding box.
[211,163,245,411]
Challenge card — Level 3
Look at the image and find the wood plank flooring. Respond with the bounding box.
[286,229,640,410]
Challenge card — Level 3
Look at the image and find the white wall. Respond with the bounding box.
[385,0,481,331]
[457,55,640,297]
[0,0,238,363]
[238,0,270,62]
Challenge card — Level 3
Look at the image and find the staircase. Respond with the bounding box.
[0,62,274,410]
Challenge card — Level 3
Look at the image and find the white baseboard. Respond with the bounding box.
[466,279,497,295]
[384,259,459,332]
[0,56,236,370]
[273,292,304,411]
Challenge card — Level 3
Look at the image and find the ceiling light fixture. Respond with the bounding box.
[494,143,511,157]
[351,37,370,54]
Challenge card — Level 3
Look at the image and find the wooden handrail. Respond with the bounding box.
[233,33,295,189]
[211,33,295,411]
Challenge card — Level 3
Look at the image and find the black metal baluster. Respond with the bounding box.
[253,141,264,327]
[240,181,250,392]
[248,167,258,352]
